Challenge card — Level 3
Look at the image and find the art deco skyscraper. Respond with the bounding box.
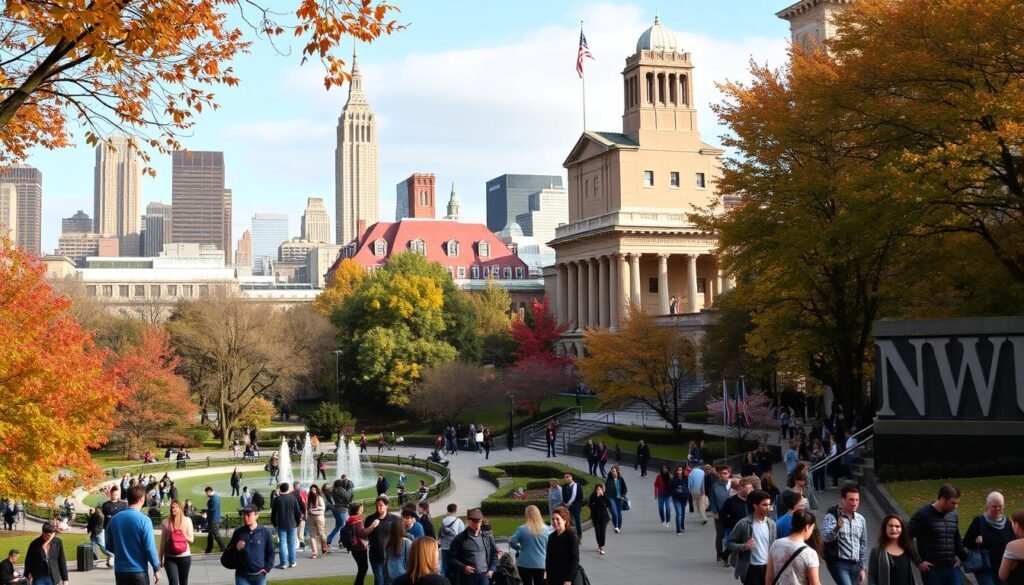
[235,229,252,268]
[301,197,331,244]
[0,184,16,243]
[334,50,379,245]
[143,202,172,257]
[171,151,229,264]
[94,136,142,255]
[0,164,42,255]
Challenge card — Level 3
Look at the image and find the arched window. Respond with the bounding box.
[373,239,387,257]
[646,72,654,104]
[680,74,689,106]
[408,239,426,255]
[669,73,677,104]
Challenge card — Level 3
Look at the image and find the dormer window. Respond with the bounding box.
[408,239,426,255]
[447,240,460,257]
[503,266,512,279]
[373,239,387,257]
[478,241,490,258]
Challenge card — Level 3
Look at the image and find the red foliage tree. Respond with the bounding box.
[499,355,575,416]
[510,296,571,366]
[0,239,119,501]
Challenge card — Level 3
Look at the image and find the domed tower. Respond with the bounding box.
[622,16,698,148]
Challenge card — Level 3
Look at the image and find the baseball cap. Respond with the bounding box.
[240,506,257,514]
[466,508,484,520]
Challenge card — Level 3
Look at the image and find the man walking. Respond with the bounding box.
[821,485,868,585]
[23,523,67,585]
[100,487,127,569]
[326,478,352,550]
[583,439,599,476]
[438,504,466,578]
[910,484,968,585]
[720,477,754,565]
[270,483,302,569]
[636,440,651,477]
[204,487,226,554]
[688,462,707,525]
[562,474,583,537]
[448,509,498,585]
[225,507,274,585]
[86,508,111,566]
[362,496,398,585]
[727,490,776,585]
[708,465,733,566]
[545,423,556,458]
[108,485,160,585]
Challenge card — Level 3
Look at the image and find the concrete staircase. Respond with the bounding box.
[523,414,614,455]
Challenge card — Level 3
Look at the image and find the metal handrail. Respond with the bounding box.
[808,424,874,475]
[518,406,581,447]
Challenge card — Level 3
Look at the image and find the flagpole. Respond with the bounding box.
[580,20,587,131]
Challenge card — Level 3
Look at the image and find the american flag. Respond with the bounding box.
[577,29,594,78]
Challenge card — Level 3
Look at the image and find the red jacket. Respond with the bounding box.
[654,474,672,497]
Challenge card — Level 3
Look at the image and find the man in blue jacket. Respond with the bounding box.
[108,485,160,585]
[226,507,274,585]
[205,487,226,553]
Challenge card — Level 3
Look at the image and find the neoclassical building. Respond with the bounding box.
[546,17,731,355]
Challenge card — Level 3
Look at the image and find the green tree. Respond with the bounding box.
[305,402,356,441]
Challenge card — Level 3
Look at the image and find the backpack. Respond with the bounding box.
[167,526,188,555]
[339,523,356,551]
[823,505,841,561]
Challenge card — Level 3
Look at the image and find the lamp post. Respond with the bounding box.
[334,349,343,409]
[506,391,515,451]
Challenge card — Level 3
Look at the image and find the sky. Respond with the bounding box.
[26,1,792,254]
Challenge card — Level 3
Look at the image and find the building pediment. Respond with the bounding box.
[563,131,640,168]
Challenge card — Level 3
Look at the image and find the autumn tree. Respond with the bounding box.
[314,258,365,317]
[0,1,402,164]
[410,363,496,427]
[578,306,697,436]
[510,296,569,365]
[498,356,574,416]
[110,326,196,456]
[235,397,277,434]
[465,279,515,367]
[0,239,118,501]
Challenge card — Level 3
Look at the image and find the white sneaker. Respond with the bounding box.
[289,563,296,568]
[614,527,620,533]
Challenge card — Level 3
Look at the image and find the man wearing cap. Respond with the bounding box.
[363,496,397,585]
[448,509,498,585]
[225,507,274,585]
[1,549,27,585]
[108,485,160,585]
[23,523,67,585]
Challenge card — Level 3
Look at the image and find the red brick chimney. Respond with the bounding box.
[355,219,367,247]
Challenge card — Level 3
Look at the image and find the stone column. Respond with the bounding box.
[598,256,609,328]
[615,253,628,326]
[687,254,699,313]
[717,268,724,296]
[556,264,568,326]
[629,253,642,307]
[657,254,670,315]
[576,260,588,331]
[567,262,578,329]
[588,258,599,328]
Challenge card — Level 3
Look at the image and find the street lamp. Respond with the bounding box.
[334,349,343,408]
[506,391,515,451]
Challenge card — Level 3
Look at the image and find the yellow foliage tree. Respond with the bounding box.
[579,305,697,436]
[314,258,365,317]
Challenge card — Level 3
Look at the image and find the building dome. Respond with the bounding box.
[636,15,680,53]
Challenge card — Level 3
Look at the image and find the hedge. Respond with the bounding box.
[605,425,706,444]
[477,461,603,518]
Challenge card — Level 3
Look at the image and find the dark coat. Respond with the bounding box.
[909,504,968,567]
[544,530,578,585]
[24,536,68,583]
[270,492,302,530]
[448,529,498,585]
[588,493,610,524]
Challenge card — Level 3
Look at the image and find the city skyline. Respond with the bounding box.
[17,2,789,254]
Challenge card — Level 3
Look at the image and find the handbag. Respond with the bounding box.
[772,545,808,585]
[621,497,631,511]
[572,565,591,585]
[963,517,990,573]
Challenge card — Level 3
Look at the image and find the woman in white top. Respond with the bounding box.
[306,484,328,558]
[766,509,822,585]
[160,499,195,585]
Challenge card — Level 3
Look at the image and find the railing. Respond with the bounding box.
[808,424,874,475]
[517,407,581,447]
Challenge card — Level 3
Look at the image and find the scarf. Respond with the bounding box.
[984,514,1007,531]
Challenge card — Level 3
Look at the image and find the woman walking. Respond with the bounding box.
[588,485,612,554]
[668,465,689,534]
[654,465,672,527]
[546,507,579,585]
[384,515,411,585]
[766,509,822,585]
[346,503,371,585]
[605,466,628,533]
[230,468,241,497]
[392,537,446,585]
[307,484,328,558]
[160,500,194,585]
[809,438,827,493]
[598,442,609,478]
[965,492,1016,585]
[868,514,916,585]
[509,505,552,585]
[547,480,563,518]
[998,510,1024,585]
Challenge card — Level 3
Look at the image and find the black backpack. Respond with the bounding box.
[339,523,356,551]
[823,505,841,561]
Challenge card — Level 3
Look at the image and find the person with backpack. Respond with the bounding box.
[341,503,370,585]
[223,506,274,585]
[159,500,194,585]
[438,504,465,579]
[821,485,868,585]
[326,479,352,551]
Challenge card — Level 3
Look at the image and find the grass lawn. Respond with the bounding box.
[574,431,747,464]
[406,395,600,436]
[883,474,1024,532]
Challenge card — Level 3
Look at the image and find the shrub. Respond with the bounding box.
[305,402,356,441]
[605,426,705,444]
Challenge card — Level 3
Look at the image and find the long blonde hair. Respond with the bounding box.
[523,505,545,536]
[407,537,439,582]
[168,499,185,531]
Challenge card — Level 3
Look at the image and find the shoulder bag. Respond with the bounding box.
[772,545,809,585]
[962,516,990,573]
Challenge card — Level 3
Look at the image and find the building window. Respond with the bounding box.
[503,266,512,279]
[150,285,161,298]
[697,277,707,293]
[408,239,426,255]
[183,285,194,297]
[199,285,210,296]
[643,171,654,188]
[447,240,459,257]
[86,285,97,297]
[670,172,680,188]
[584,179,589,199]
[167,285,177,297]
[648,277,658,293]
[695,172,706,189]
[471,265,480,279]
[483,266,490,278]
[515,266,524,278]
[373,239,387,257]
[119,285,129,297]
[134,285,145,297]
[478,241,490,258]
[102,285,113,297]
[457,266,466,278]
[593,177,600,198]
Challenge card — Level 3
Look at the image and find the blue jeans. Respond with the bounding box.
[34,577,54,585]
[608,497,622,529]
[464,574,489,585]
[371,560,385,585]
[920,567,963,585]
[440,550,450,580]
[973,570,1002,585]
[327,510,349,544]
[657,494,671,523]
[91,532,112,558]
[235,573,267,585]
[672,497,686,532]
[277,528,296,565]
[826,559,863,585]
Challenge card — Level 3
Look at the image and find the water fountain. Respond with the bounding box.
[335,435,346,480]
[346,435,365,487]
[278,437,294,487]
[300,433,315,486]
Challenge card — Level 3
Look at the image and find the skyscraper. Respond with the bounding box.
[143,202,172,257]
[251,213,289,275]
[235,229,252,268]
[335,50,379,245]
[223,188,232,266]
[485,174,564,232]
[396,173,436,220]
[171,151,228,263]
[0,164,42,255]
[301,197,331,244]
[0,184,16,243]
[94,136,142,255]
[62,210,93,234]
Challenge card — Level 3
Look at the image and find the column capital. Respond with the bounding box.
[657,252,671,259]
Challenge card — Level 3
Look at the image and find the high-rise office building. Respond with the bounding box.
[235,229,252,269]
[395,173,436,220]
[301,197,331,244]
[0,184,16,243]
[94,136,142,255]
[57,233,119,265]
[515,188,569,244]
[251,213,288,275]
[223,188,232,265]
[171,151,228,264]
[485,174,563,232]
[143,202,172,257]
[335,50,379,245]
[62,210,93,234]
[0,164,42,255]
